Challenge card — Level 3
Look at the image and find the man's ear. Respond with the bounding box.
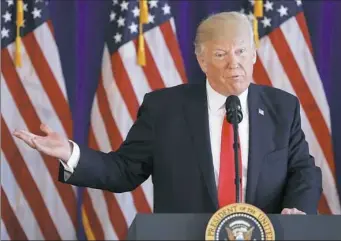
[252,48,257,64]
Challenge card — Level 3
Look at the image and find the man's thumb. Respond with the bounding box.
[40,123,53,135]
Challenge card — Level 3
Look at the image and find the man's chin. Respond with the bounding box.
[229,84,249,96]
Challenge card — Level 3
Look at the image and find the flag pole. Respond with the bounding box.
[138,0,148,66]
[253,0,263,48]
[15,0,24,67]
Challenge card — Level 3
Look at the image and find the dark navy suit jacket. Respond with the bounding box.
[59,82,322,214]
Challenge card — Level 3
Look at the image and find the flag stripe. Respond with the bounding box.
[133,39,165,90]
[98,75,152,217]
[111,52,140,120]
[88,90,131,237]
[6,42,69,139]
[88,118,130,239]
[34,23,69,100]
[2,69,77,240]
[91,48,148,238]
[295,12,313,54]
[119,41,152,105]
[102,48,134,138]
[82,193,103,241]
[4,45,78,231]
[255,57,333,214]
[1,82,68,238]
[281,16,331,132]
[103,192,127,240]
[269,28,336,178]
[90,88,138,224]
[22,30,73,137]
[89,98,112,152]
[145,24,183,87]
[159,20,188,83]
[96,80,123,150]
[319,193,333,214]
[47,19,55,37]
[1,219,11,241]
[83,191,105,240]
[1,188,28,240]
[87,189,119,240]
[111,48,152,213]
[1,118,60,240]
[1,72,78,235]
[94,81,131,236]
[253,54,335,214]
[256,36,338,214]
[1,153,44,240]
[140,177,154,212]
[1,152,44,240]
[253,55,272,86]
[1,2,77,239]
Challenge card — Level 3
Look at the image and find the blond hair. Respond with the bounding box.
[194,11,254,56]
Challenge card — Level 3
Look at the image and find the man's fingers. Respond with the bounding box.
[13,130,38,148]
[13,129,37,141]
[281,208,290,214]
[293,208,306,214]
[281,208,306,215]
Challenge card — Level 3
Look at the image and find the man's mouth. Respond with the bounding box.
[228,75,242,79]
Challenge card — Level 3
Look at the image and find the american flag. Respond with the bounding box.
[1,0,77,240]
[80,0,187,240]
[243,0,341,214]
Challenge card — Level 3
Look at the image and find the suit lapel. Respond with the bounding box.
[245,83,274,204]
[183,83,218,210]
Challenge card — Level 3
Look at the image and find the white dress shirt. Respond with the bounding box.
[61,80,249,201]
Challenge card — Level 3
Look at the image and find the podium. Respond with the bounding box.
[127,213,341,240]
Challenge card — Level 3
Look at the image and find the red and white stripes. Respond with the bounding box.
[81,19,187,240]
[1,22,77,240]
[254,12,340,214]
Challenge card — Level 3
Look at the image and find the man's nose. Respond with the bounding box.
[225,53,239,68]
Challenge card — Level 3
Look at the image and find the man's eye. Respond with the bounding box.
[215,53,225,58]
[237,48,246,55]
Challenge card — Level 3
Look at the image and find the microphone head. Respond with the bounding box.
[225,95,243,124]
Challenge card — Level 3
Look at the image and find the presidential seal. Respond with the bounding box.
[205,203,275,240]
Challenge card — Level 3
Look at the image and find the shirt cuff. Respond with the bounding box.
[59,140,80,173]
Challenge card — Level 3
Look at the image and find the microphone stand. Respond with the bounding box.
[232,109,241,203]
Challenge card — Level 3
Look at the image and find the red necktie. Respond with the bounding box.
[218,119,243,207]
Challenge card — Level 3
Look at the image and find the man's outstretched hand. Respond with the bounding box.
[13,123,72,162]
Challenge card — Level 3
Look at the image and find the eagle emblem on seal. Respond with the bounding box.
[226,226,255,240]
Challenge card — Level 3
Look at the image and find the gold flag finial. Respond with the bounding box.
[15,0,24,67]
[138,0,149,66]
[253,0,263,48]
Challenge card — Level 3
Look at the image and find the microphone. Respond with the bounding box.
[225,95,243,125]
[225,95,243,203]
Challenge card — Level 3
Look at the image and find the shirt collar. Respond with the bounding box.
[206,79,249,114]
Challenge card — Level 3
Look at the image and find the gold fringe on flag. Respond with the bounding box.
[138,0,149,66]
[82,205,96,240]
[253,0,263,48]
[15,0,24,67]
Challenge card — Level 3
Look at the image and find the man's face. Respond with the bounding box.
[196,26,256,96]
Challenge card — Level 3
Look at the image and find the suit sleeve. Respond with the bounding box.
[58,93,154,193]
[281,97,323,214]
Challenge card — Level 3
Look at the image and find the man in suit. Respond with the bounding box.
[13,11,322,215]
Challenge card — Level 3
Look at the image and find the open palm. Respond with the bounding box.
[13,123,71,162]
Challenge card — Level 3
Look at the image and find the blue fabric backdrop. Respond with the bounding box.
[48,0,341,239]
